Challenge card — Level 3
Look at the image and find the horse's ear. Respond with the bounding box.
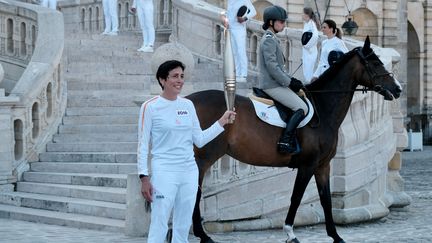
[362,35,372,53]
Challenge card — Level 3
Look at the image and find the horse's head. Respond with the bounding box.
[356,36,402,100]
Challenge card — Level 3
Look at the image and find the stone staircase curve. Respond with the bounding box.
[0,32,159,232]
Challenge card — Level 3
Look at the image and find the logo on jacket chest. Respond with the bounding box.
[175,109,189,125]
[177,110,189,116]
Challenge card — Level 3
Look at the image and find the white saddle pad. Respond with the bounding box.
[250,97,314,128]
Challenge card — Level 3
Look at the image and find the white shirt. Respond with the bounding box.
[313,36,349,78]
[226,0,256,30]
[137,96,224,175]
[302,19,319,50]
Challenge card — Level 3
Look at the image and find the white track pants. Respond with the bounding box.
[230,27,248,78]
[102,0,118,32]
[147,169,198,243]
[41,0,56,9]
[137,1,155,47]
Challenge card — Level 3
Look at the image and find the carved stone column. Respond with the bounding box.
[0,93,19,192]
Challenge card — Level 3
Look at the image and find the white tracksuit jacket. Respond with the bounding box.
[226,0,256,79]
[132,0,155,47]
[312,36,348,79]
[302,19,319,84]
[137,96,224,243]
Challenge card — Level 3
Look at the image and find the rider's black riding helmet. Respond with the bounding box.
[262,5,288,30]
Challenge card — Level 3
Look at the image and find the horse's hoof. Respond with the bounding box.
[286,238,300,243]
[201,238,216,243]
[334,240,345,243]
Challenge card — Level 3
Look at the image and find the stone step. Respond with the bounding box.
[62,115,137,125]
[58,124,137,134]
[30,162,135,175]
[65,73,151,83]
[39,152,136,163]
[66,97,142,108]
[0,191,126,220]
[66,63,149,76]
[66,90,151,100]
[23,172,127,188]
[0,204,124,232]
[17,182,126,204]
[53,133,136,143]
[65,107,140,116]
[65,47,155,62]
[66,81,148,91]
[46,142,137,153]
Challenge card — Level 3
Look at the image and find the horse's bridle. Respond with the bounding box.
[305,48,394,95]
[304,48,395,128]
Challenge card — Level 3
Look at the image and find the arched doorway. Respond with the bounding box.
[352,8,378,44]
[252,0,272,22]
[407,21,421,116]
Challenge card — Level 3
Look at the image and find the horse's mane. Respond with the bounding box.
[306,47,362,91]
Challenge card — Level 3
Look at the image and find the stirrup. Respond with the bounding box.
[277,140,301,154]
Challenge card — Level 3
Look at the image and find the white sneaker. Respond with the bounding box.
[236,77,247,82]
[141,46,154,53]
[107,31,118,36]
[101,31,110,35]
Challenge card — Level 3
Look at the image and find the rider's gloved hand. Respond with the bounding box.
[289,78,304,93]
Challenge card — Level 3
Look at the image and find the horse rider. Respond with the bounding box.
[258,5,308,154]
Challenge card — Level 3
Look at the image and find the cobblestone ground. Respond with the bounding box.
[0,147,431,243]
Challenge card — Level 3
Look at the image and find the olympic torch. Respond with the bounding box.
[223,29,236,123]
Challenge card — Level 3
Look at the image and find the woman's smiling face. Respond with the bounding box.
[161,66,184,98]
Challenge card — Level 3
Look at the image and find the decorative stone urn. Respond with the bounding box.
[151,41,195,80]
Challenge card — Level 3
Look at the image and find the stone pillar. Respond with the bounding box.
[125,174,151,237]
[0,96,19,192]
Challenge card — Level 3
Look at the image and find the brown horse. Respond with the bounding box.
[187,37,402,243]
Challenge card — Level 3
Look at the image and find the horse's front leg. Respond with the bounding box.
[284,167,315,243]
[314,163,345,243]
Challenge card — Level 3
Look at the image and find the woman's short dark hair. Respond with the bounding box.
[156,60,185,90]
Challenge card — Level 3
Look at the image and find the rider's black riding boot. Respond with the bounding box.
[278,109,305,154]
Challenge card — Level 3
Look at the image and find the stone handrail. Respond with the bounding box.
[59,0,172,34]
[0,0,66,191]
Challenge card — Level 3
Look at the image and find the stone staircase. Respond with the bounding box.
[0,27,257,231]
[0,32,155,232]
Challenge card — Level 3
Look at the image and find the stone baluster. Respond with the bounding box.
[0,64,19,191]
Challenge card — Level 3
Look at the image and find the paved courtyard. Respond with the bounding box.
[0,147,431,243]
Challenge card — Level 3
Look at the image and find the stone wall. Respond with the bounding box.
[0,0,66,191]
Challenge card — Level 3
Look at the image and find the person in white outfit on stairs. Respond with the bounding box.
[130,0,155,52]
[221,0,256,82]
[41,0,56,10]
[101,0,119,36]
[301,7,320,84]
[138,60,236,243]
[311,19,348,83]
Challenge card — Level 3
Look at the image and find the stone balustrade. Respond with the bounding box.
[0,0,66,191]
[59,0,172,34]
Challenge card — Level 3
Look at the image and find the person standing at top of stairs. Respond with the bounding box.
[101,0,119,36]
[130,0,155,52]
